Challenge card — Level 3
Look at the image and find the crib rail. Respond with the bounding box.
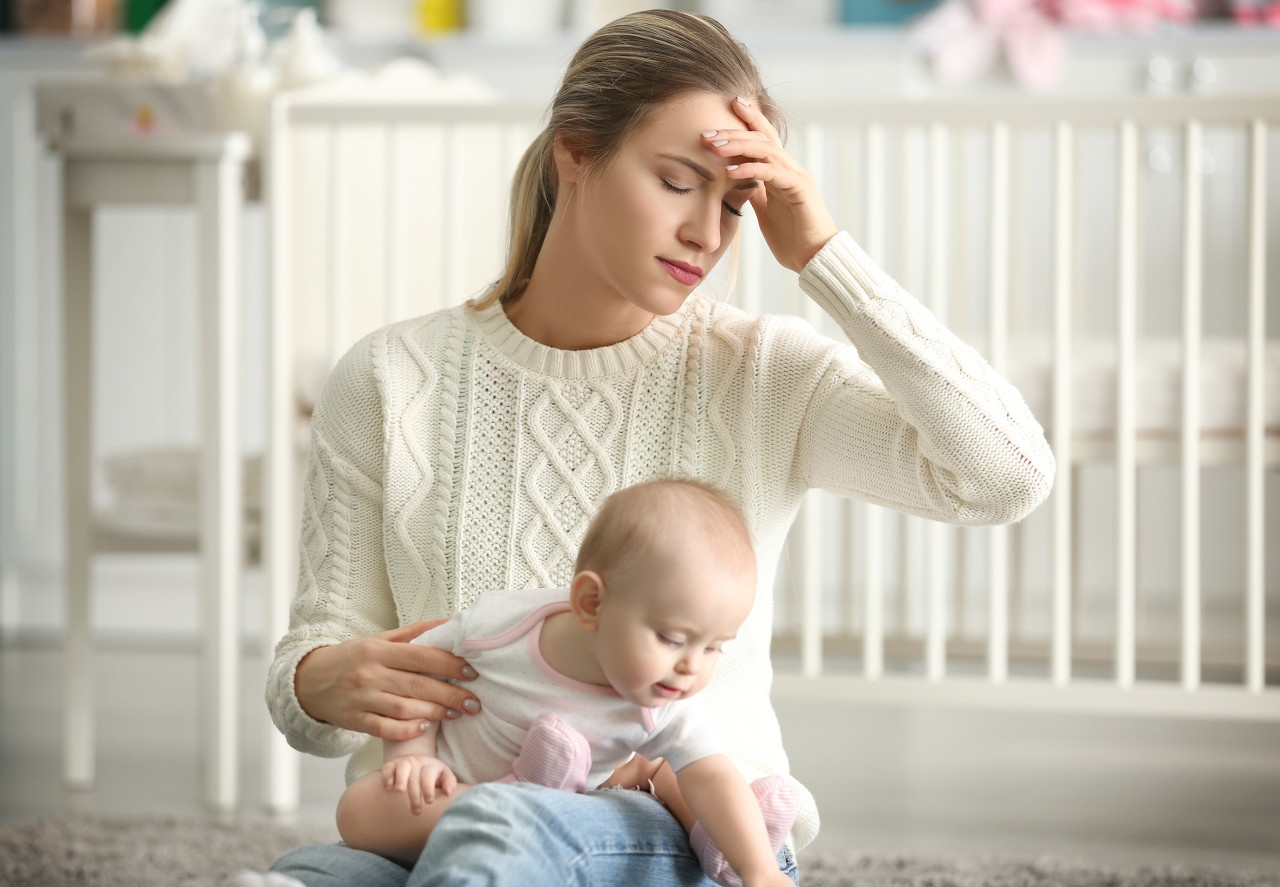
[264,91,1280,775]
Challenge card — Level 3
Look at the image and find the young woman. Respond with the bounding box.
[261,10,1055,887]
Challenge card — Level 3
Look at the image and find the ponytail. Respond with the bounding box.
[471,128,557,310]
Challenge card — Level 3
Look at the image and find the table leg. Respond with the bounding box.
[196,152,243,814]
[62,193,94,793]
[264,125,301,815]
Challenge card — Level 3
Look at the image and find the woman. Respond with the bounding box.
[264,9,1055,887]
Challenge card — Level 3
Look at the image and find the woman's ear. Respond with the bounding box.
[569,570,605,631]
[553,137,586,186]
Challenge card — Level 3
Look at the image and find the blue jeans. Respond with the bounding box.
[273,783,800,886]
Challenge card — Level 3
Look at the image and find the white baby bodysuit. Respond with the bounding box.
[410,587,723,789]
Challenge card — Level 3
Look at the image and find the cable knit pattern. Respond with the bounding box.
[267,231,1055,851]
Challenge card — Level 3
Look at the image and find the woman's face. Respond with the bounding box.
[559,91,759,318]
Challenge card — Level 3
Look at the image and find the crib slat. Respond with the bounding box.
[801,126,827,679]
[1116,120,1139,689]
[1245,119,1268,693]
[988,121,1011,685]
[443,124,464,306]
[326,124,346,369]
[862,123,887,681]
[1181,120,1204,692]
[1052,121,1075,688]
[927,123,950,682]
[385,125,405,323]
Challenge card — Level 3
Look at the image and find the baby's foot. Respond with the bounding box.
[689,774,799,887]
[504,712,592,793]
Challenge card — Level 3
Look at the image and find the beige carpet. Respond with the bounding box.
[1,814,1277,887]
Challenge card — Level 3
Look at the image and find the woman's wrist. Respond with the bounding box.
[795,228,840,274]
[294,643,338,725]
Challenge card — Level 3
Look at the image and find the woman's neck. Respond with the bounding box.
[502,224,654,351]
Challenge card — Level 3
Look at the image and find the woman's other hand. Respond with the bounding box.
[703,96,838,275]
[294,621,480,741]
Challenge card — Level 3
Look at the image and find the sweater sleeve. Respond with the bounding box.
[790,231,1055,525]
[266,330,401,757]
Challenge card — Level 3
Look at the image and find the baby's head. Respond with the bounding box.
[570,479,756,707]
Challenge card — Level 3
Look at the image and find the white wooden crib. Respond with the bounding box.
[260,88,1279,812]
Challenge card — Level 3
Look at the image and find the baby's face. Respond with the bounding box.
[593,550,756,708]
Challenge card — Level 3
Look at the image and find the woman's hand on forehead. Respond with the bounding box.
[700,96,838,274]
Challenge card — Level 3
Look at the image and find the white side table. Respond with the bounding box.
[51,132,251,813]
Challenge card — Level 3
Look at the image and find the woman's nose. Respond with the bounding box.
[679,202,721,254]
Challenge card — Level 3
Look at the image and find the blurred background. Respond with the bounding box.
[1,0,1278,876]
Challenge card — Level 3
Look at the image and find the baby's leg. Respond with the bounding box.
[336,770,470,867]
[688,775,798,887]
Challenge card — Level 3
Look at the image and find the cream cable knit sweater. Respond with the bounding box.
[267,231,1055,850]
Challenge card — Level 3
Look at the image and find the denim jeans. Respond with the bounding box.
[272,783,800,886]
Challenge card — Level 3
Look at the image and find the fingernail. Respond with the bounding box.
[419,720,429,731]
[444,708,461,719]
[735,96,751,107]
[726,164,740,171]
[702,130,718,137]
[461,665,478,679]
[462,698,481,713]
[712,139,729,148]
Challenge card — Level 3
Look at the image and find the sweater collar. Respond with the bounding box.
[470,295,695,380]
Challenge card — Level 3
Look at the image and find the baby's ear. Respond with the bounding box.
[569,571,605,631]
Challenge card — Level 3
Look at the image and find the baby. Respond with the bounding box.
[336,478,798,887]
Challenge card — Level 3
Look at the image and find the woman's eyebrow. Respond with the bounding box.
[659,152,759,191]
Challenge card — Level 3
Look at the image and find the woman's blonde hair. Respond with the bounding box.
[471,9,783,311]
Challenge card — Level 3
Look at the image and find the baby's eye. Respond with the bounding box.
[658,632,683,648]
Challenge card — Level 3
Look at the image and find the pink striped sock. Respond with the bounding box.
[506,712,592,794]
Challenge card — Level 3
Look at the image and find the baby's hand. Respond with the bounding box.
[381,754,458,814]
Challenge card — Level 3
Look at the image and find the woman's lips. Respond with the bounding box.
[657,258,703,286]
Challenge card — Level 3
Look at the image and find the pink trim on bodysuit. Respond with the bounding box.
[459,601,569,652]
[527,624,619,696]
[456,598,619,696]
[640,707,657,732]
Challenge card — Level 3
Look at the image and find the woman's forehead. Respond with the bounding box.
[634,92,741,143]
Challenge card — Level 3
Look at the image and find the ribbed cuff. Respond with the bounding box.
[269,639,365,759]
[798,231,903,334]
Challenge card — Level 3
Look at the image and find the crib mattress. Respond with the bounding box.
[1007,337,1280,437]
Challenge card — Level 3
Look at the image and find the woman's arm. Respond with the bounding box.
[705,96,1052,525]
[267,332,478,757]
[791,232,1055,524]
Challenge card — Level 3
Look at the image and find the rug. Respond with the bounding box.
[1,813,1277,887]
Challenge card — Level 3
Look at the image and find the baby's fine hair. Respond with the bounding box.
[574,478,754,581]
[473,9,784,311]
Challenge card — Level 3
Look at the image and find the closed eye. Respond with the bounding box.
[658,632,684,648]
[661,178,745,219]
